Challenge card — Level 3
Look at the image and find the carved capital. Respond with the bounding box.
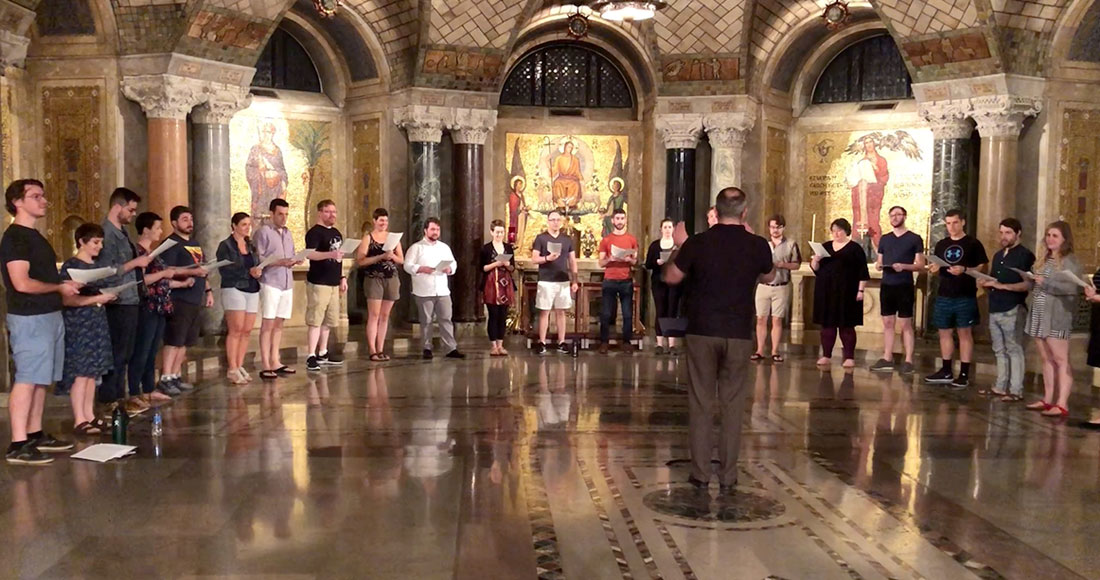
[448,108,498,145]
[121,74,210,120]
[703,112,755,148]
[970,95,1042,138]
[656,114,704,150]
[0,30,29,73]
[192,84,252,125]
[918,101,974,140]
[394,105,445,143]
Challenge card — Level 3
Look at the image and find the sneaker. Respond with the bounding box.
[534,342,547,355]
[898,362,915,375]
[318,352,344,366]
[6,443,53,465]
[422,349,434,360]
[950,374,970,390]
[924,368,954,384]
[29,433,73,453]
[173,377,194,392]
[306,355,321,371]
[655,346,666,355]
[445,350,466,359]
[870,358,895,372]
[557,342,570,354]
[156,378,181,397]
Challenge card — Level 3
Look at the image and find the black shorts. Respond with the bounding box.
[880,284,915,318]
[164,301,202,347]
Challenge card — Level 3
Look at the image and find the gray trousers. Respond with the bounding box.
[415,295,457,353]
[684,334,753,486]
[989,305,1027,395]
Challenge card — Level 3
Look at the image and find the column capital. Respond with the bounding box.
[121,74,210,120]
[918,101,974,140]
[0,30,29,73]
[656,114,704,150]
[448,108,498,145]
[192,84,252,125]
[394,105,446,143]
[970,95,1042,138]
[703,112,755,148]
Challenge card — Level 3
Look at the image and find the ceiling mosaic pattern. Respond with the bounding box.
[653,0,745,55]
[875,0,981,38]
[428,0,523,49]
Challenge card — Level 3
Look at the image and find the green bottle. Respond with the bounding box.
[111,403,129,444]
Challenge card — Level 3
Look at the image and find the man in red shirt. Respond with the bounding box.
[597,209,638,353]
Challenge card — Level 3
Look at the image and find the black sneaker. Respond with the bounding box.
[719,482,737,496]
[898,362,915,375]
[557,342,570,354]
[870,358,895,372]
[924,368,954,384]
[445,350,466,359]
[30,432,73,453]
[422,349,434,360]
[950,374,970,390]
[156,377,181,397]
[173,377,194,392]
[5,443,53,465]
[686,475,709,489]
[534,342,547,355]
[306,355,321,371]
[318,352,344,366]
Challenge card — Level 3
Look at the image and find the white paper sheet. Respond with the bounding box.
[927,255,951,269]
[338,239,361,254]
[495,253,513,263]
[546,242,563,256]
[659,250,672,263]
[71,443,137,463]
[1055,270,1093,288]
[100,280,139,295]
[68,266,116,284]
[610,245,636,259]
[200,259,234,272]
[434,260,454,274]
[965,269,996,283]
[382,232,403,252]
[147,238,177,260]
[259,248,311,269]
[1008,267,1035,280]
[808,241,830,259]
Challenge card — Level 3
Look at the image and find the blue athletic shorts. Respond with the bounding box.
[932,296,980,330]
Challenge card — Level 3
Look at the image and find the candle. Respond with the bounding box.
[811,214,817,242]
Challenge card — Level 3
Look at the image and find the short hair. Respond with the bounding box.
[135,212,161,235]
[269,198,289,212]
[316,199,335,211]
[831,218,852,236]
[170,205,192,222]
[109,187,141,207]
[231,212,250,227]
[707,206,716,214]
[74,222,104,247]
[425,217,441,229]
[767,214,786,227]
[612,208,626,218]
[715,187,748,219]
[888,205,907,216]
[548,209,563,219]
[372,207,389,220]
[490,219,506,230]
[999,217,1023,233]
[5,179,43,216]
[945,209,965,220]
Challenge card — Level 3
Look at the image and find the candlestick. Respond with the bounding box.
[811,214,817,242]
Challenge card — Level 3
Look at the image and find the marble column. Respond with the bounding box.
[703,112,754,202]
[0,30,29,391]
[449,109,497,323]
[121,74,209,224]
[191,87,253,334]
[919,103,974,244]
[395,107,446,243]
[971,96,1041,253]
[657,115,703,233]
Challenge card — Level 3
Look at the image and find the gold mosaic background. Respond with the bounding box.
[41,85,102,256]
[351,118,381,238]
[803,128,934,246]
[1057,109,1100,271]
[1,79,12,187]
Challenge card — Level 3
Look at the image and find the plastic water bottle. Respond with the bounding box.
[151,409,163,437]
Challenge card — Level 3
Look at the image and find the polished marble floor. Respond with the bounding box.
[2,338,1100,579]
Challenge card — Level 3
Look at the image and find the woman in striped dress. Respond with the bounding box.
[1024,221,1083,418]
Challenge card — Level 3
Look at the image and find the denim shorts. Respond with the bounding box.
[7,311,65,386]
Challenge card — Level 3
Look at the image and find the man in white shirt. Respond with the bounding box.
[404,218,465,360]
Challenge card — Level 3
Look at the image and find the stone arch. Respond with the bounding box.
[1049,0,1100,77]
[279,2,390,98]
[27,0,120,57]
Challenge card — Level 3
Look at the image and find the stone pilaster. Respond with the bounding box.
[447,108,497,323]
[657,114,703,233]
[703,112,755,202]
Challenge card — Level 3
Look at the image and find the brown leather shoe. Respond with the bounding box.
[597,343,610,355]
[620,343,635,354]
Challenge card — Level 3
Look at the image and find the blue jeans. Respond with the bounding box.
[989,305,1027,395]
[599,280,633,344]
[128,309,166,395]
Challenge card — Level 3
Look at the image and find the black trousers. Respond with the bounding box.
[652,282,682,337]
[486,304,509,342]
[99,304,139,403]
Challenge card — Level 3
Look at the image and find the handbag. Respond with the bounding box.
[483,267,514,306]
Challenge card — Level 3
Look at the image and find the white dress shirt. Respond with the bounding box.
[403,238,456,297]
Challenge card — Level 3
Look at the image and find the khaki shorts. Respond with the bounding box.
[365,276,400,301]
[755,283,790,318]
[306,282,341,327]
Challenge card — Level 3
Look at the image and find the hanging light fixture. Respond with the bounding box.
[592,1,667,22]
[313,0,340,18]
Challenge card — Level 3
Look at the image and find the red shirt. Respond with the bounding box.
[599,232,638,280]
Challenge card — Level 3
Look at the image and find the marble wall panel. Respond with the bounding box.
[1057,108,1100,271]
[40,85,101,255]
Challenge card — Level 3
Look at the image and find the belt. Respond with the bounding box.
[764,282,789,287]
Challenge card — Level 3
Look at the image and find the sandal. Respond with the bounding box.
[369,353,386,362]
[1000,394,1024,403]
[259,370,279,380]
[91,417,111,432]
[1041,405,1069,418]
[1026,400,1052,411]
[380,353,391,361]
[275,366,295,375]
[750,353,765,362]
[74,421,100,436]
[771,354,784,363]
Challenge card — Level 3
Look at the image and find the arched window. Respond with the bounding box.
[252,28,322,93]
[812,35,912,104]
[501,44,633,109]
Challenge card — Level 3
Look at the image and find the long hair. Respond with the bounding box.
[1040,220,1074,268]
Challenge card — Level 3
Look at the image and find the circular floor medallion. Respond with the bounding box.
[643,485,786,524]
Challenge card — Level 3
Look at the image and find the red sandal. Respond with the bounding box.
[1025,400,1052,411]
[1041,405,1069,418]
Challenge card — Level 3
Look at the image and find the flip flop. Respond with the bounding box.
[369,353,386,362]
[275,366,296,375]
[772,354,784,363]
[260,370,279,380]
[749,353,765,362]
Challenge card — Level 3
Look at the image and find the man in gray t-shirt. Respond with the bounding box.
[531,210,578,354]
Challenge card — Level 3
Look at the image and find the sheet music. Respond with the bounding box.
[964,269,996,282]
[495,253,513,263]
[927,255,951,269]
[338,239,361,254]
[434,260,454,274]
[68,266,116,284]
[659,250,672,262]
[147,238,177,260]
[382,232,403,252]
[200,259,234,272]
[71,443,138,462]
[1054,269,1093,288]
[100,280,139,295]
[610,245,636,259]
[808,241,830,259]
[1008,267,1035,280]
[546,242,562,256]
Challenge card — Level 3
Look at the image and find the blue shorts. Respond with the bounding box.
[933,296,980,330]
[7,311,64,386]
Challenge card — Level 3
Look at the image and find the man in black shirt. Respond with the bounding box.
[978,218,1035,400]
[872,206,924,374]
[159,206,211,394]
[664,187,775,494]
[0,179,79,464]
[926,209,988,389]
[304,199,347,371]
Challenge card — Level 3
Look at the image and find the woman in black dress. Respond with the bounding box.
[481,219,516,356]
[1083,270,1100,427]
[810,218,870,368]
[644,218,681,354]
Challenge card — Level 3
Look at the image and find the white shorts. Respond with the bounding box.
[536,281,573,311]
[260,284,294,320]
[222,288,259,314]
[755,283,790,318]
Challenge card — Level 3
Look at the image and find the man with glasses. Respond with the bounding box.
[871,206,924,374]
[532,210,578,355]
[752,215,801,363]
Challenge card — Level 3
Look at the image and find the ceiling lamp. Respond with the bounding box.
[593,1,667,22]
